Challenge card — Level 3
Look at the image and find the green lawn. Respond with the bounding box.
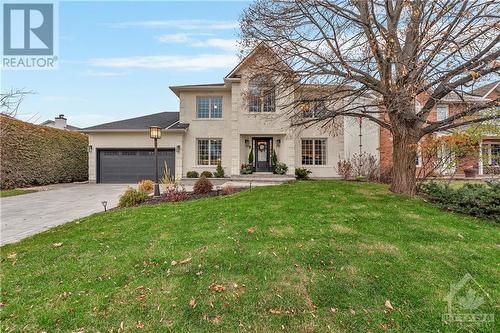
[0,189,37,197]
[1,181,498,332]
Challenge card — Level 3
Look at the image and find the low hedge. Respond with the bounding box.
[419,181,500,221]
[0,115,88,189]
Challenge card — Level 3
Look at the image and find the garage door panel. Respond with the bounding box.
[98,149,175,183]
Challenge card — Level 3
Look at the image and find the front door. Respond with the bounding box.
[254,138,273,172]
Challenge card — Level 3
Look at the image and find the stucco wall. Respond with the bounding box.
[87,131,184,182]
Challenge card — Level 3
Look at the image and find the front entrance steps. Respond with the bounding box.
[229,173,294,183]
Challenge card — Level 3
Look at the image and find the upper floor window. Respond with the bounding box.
[436,105,449,121]
[249,75,275,113]
[197,96,223,119]
[415,101,422,114]
[302,100,327,118]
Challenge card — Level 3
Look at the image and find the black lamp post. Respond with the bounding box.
[149,126,161,197]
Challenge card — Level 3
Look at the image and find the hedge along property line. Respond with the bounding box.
[0,115,88,189]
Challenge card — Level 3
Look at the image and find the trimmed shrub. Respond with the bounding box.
[118,187,149,208]
[248,147,254,164]
[274,162,288,175]
[271,150,278,167]
[214,161,225,178]
[0,115,88,189]
[193,176,213,194]
[240,163,253,175]
[138,179,154,193]
[200,171,213,178]
[419,181,499,221]
[162,184,189,202]
[295,168,312,180]
[186,171,199,178]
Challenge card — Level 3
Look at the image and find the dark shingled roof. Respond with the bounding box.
[81,112,188,131]
[471,81,500,98]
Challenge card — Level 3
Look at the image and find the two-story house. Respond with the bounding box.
[82,45,497,183]
[82,45,379,183]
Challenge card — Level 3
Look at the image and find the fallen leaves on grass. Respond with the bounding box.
[180,257,192,264]
[189,298,197,308]
[171,257,192,266]
[247,227,256,234]
[7,252,16,259]
[209,284,225,293]
[330,307,337,313]
[385,299,394,311]
[269,308,296,315]
[349,309,356,315]
[52,242,63,248]
[203,314,223,324]
[136,321,144,329]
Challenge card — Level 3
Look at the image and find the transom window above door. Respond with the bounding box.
[197,96,223,118]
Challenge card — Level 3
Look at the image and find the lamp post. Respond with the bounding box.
[149,126,161,197]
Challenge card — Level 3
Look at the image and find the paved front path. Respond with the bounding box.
[0,183,129,245]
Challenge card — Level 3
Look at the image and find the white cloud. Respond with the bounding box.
[191,38,239,52]
[109,19,238,30]
[156,33,192,43]
[88,54,238,71]
[84,70,128,77]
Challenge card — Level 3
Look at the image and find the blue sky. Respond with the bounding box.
[1,1,250,128]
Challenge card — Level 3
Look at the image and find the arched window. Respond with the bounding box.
[248,75,275,113]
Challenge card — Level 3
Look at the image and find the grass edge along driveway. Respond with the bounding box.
[1,181,498,332]
[0,189,37,198]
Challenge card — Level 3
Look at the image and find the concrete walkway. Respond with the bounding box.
[0,183,129,245]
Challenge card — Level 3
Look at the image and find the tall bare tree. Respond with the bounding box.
[240,0,499,195]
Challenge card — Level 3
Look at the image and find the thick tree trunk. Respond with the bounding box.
[390,132,419,195]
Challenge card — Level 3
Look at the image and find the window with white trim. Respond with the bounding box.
[197,96,223,119]
[301,139,327,165]
[436,105,449,121]
[248,75,275,113]
[197,139,222,165]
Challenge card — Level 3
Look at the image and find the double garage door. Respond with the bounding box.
[98,149,175,183]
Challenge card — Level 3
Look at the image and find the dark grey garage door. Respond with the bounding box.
[98,149,175,183]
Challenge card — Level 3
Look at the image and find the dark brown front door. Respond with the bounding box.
[253,138,273,172]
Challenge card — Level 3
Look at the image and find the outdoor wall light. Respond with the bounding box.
[176,145,181,152]
[149,126,161,197]
[276,139,281,147]
[245,139,250,147]
[87,145,92,153]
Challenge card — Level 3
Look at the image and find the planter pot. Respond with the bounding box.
[464,168,478,178]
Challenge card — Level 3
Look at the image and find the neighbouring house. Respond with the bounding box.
[41,114,80,131]
[81,45,498,183]
[379,84,500,178]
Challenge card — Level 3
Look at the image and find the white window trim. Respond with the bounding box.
[196,138,222,166]
[436,105,449,121]
[301,138,327,166]
[196,96,223,119]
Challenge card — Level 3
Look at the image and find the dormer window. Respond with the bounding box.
[249,75,275,113]
[197,96,223,119]
[436,105,449,121]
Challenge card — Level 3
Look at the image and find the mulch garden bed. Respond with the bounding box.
[146,188,245,205]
